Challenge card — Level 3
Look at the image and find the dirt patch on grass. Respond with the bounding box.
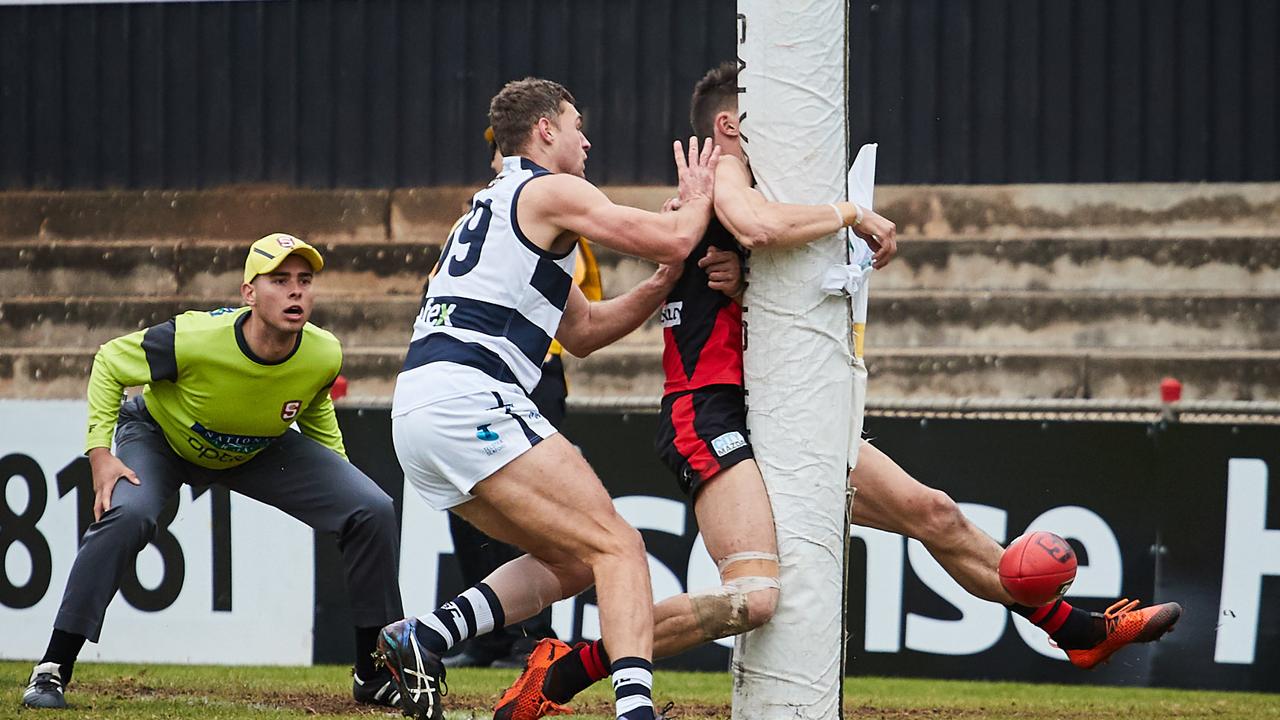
[76,676,387,715]
[73,677,733,718]
[846,708,1005,718]
[73,677,1123,720]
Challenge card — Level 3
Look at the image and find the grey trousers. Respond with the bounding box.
[54,397,403,642]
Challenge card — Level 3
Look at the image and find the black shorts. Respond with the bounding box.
[654,384,755,497]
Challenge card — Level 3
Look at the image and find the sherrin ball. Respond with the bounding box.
[999,531,1078,607]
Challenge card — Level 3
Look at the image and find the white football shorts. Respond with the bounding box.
[393,387,558,510]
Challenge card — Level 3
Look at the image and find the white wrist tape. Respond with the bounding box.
[828,203,845,230]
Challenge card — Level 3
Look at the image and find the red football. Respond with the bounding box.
[999,531,1078,607]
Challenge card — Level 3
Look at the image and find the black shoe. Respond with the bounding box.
[22,662,67,709]
[442,648,497,669]
[352,666,400,708]
[376,619,447,720]
[490,636,542,669]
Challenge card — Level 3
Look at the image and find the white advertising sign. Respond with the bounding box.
[1,400,314,664]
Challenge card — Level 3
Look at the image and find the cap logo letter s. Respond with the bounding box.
[276,235,297,249]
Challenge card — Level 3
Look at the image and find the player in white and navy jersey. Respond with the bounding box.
[378,77,720,720]
[395,157,564,409]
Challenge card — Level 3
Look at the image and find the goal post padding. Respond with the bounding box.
[733,2,852,720]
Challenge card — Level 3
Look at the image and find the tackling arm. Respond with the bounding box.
[519,138,720,266]
[525,174,712,266]
[555,264,681,357]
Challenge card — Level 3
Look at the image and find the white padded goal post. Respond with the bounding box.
[734,2,854,719]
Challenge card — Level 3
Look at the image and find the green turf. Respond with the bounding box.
[3,661,1276,720]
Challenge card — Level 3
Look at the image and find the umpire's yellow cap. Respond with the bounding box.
[243,233,325,284]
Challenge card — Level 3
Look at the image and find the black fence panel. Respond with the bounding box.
[0,0,733,190]
[315,407,1280,691]
[849,0,1280,184]
[1,400,1273,688]
[1,0,1276,189]
[1149,423,1280,691]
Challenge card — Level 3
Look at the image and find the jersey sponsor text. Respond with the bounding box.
[660,302,683,328]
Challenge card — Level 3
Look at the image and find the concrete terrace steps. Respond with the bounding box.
[4,183,1280,244]
[4,182,1280,401]
[0,346,414,400]
[6,290,1278,351]
[864,289,1280,350]
[0,295,422,347]
[0,238,662,299]
[872,183,1280,238]
[9,346,1280,403]
[6,233,1279,299]
[873,235,1280,292]
[0,239,442,298]
[0,187,474,245]
[561,345,1280,403]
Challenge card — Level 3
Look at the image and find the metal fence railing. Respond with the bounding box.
[566,396,1280,426]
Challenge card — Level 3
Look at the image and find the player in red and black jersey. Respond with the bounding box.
[654,215,750,492]
[643,65,1174,681]
[660,216,744,396]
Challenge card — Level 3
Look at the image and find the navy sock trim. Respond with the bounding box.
[615,685,651,699]
[432,607,463,645]
[413,619,450,654]
[477,582,506,630]
[455,594,478,637]
[610,656,653,671]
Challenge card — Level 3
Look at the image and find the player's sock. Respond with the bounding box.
[543,638,610,703]
[353,626,381,679]
[413,582,506,655]
[40,629,86,685]
[1009,598,1103,650]
[610,657,655,720]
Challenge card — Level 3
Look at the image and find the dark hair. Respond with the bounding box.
[489,77,577,156]
[690,62,739,139]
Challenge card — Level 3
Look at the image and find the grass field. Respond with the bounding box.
[4,661,1277,720]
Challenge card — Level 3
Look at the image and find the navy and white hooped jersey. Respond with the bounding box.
[393,156,577,415]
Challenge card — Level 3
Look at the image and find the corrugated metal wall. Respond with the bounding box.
[851,0,1280,184]
[1,0,1276,189]
[0,0,733,189]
